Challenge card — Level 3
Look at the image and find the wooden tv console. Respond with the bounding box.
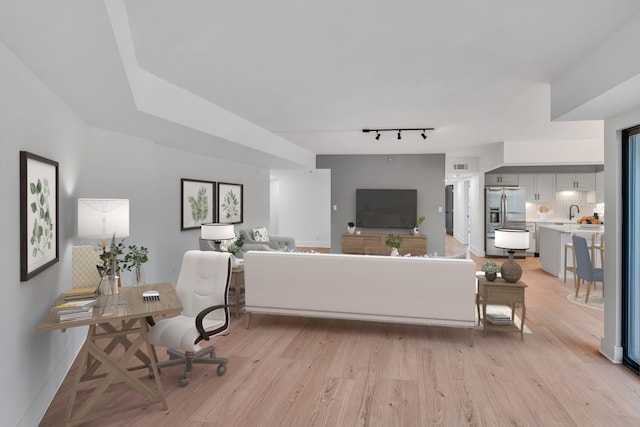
[341,233,427,255]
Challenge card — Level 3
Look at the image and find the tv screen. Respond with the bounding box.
[356,189,417,229]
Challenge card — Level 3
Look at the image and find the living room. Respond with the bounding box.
[3,1,640,426]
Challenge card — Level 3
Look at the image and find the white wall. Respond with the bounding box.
[503,138,603,165]
[270,169,331,248]
[1,41,89,427]
[452,180,467,244]
[600,105,640,363]
[0,42,271,426]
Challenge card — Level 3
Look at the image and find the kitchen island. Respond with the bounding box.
[538,223,603,278]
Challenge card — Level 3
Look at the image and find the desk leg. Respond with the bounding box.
[64,325,94,426]
[63,320,168,426]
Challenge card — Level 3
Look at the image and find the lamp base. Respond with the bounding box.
[500,251,522,283]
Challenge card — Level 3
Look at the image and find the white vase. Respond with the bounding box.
[390,247,399,257]
[413,227,419,236]
[348,226,355,234]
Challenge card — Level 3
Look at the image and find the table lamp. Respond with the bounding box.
[201,223,235,251]
[495,228,529,283]
[77,198,130,306]
[77,198,130,247]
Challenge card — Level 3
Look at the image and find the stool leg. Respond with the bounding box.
[572,246,579,291]
[563,245,568,283]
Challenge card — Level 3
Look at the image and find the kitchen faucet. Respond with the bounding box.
[569,204,580,220]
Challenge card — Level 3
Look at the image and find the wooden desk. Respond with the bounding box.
[476,276,527,341]
[37,282,182,426]
[230,265,245,318]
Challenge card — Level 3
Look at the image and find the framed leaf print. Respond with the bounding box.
[181,178,216,231]
[217,182,243,224]
[20,151,59,281]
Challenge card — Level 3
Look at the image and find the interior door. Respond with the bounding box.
[445,185,453,236]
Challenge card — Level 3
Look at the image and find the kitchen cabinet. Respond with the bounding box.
[556,173,595,191]
[486,173,518,186]
[519,174,556,202]
[595,171,604,202]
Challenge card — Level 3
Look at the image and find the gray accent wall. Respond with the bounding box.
[317,154,446,255]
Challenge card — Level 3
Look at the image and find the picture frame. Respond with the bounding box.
[181,178,216,231]
[217,182,244,224]
[20,151,59,281]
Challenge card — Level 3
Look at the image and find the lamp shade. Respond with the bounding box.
[495,228,529,250]
[77,198,129,239]
[201,223,235,242]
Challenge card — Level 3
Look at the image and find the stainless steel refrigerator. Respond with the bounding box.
[485,187,527,257]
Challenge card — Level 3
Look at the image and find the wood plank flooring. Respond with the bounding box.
[39,236,640,426]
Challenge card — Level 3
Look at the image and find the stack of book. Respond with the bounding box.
[53,299,97,322]
[63,287,98,301]
[485,312,513,326]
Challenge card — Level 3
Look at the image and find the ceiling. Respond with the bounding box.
[2,0,639,167]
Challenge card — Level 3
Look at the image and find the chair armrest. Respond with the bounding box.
[195,304,229,341]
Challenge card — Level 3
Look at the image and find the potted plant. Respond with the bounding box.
[481,260,501,281]
[226,233,245,256]
[385,234,403,256]
[347,221,356,234]
[122,244,149,286]
[413,215,426,235]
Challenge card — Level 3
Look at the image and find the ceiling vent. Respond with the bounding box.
[453,163,469,170]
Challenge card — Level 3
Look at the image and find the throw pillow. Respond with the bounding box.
[253,227,270,242]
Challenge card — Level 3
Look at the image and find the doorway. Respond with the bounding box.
[445,185,453,236]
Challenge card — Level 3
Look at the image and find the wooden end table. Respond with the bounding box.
[476,276,527,341]
[230,265,245,318]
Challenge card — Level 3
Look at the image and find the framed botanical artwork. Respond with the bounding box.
[20,151,59,281]
[217,182,243,224]
[181,178,216,231]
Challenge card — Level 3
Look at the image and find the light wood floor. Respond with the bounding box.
[40,236,640,426]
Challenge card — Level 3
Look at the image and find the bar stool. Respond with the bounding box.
[564,230,597,287]
[597,232,605,268]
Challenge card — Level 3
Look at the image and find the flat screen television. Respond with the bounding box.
[356,189,417,229]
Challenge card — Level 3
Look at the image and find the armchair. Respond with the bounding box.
[147,250,231,386]
[239,227,296,252]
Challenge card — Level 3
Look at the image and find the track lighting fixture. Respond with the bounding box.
[362,127,434,141]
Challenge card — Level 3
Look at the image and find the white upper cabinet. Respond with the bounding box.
[588,171,605,203]
[519,174,556,202]
[485,173,519,186]
[556,173,595,191]
[595,171,604,202]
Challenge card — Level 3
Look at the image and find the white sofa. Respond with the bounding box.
[243,251,478,346]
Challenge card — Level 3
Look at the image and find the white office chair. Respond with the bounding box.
[147,250,232,386]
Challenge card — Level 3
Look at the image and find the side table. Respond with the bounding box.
[230,265,245,318]
[476,276,527,341]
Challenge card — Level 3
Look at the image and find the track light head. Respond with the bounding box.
[397,130,402,140]
[375,131,380,140]
[421,130,427,139]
